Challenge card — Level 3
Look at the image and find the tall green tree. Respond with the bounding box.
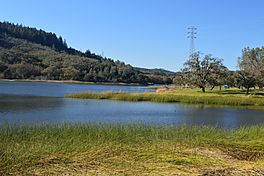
[239,47,264,89]
[183,52,225,92]
[235,71,256,94]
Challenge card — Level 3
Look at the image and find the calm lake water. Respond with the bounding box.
[0,81,264,128]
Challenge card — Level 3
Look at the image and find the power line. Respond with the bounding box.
[187,26,197,57]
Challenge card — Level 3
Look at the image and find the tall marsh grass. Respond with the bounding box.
[65,91,264,108]
[1,124,264,175]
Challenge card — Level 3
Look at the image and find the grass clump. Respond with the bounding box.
[1,124,264,175]
[65,89,264,109]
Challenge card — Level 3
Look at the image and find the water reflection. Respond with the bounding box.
[0,94,64,111]
[0,81,152,97]
[172,104,264,128]
[1,94,264,128]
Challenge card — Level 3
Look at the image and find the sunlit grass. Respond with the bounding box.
[1,124,264,175]
[65,89,264,108]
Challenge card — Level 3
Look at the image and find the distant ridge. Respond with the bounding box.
[0,21,174,84]
[0,21,104,60]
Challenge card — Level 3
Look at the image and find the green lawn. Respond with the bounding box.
[1,124,264,175]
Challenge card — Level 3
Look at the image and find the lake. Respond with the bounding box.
[0,81,264,128]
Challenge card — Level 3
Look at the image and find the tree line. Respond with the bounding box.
[0,21,113,60]
[174,47,264,94]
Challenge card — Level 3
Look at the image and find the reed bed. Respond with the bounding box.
[1,123,264,175]
[65,90,264,108]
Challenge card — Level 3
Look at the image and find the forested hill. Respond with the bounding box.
[0,21,174,84]
[0,21,101,59]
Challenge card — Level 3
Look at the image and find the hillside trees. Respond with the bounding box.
[0,21,174,84]
[0,21,109,61]
[4,63,41,79]
[0,22,68,52]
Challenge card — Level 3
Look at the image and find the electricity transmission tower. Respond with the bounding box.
[187,26,197,57]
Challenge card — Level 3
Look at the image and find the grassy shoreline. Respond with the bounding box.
[1,123,264,175]
[0,79,149,86]
[65,90,264,109]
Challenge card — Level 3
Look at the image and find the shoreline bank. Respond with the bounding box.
[0,79,154,86]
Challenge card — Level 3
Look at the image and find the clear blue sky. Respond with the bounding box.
[1,0,263,71]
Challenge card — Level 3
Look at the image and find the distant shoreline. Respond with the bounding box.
[0,79,154,86]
